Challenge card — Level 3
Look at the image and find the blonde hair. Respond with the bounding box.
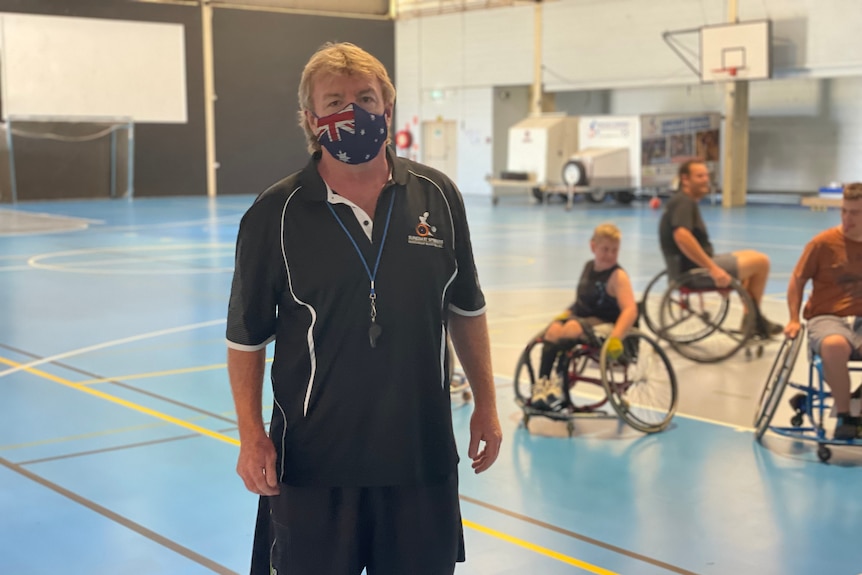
[592,223,621,243]
[843,182,862,201]
[297,42,396,154]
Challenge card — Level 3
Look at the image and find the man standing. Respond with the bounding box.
[659,160,782,338]
[226,42,502,574]
[785,183,862,439]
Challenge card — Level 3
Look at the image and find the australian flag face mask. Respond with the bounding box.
[314,102,388,165]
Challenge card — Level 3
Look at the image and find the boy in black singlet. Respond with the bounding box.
[530,223,639,412]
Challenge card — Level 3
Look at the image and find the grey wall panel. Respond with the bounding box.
[212,8,394,196]
[0,0,205,200]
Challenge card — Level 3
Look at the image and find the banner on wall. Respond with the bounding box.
[640,113,721,188]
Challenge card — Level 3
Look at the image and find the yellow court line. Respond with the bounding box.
[462,520,619,575]
[76,358,273,385]
[77,363,228,385]
[0,356,240,447]
[4,355,618,572]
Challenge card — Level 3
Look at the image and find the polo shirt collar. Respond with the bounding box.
[301,147,408,202]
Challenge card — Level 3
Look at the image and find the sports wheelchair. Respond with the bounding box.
[754,325,862,463]
[513,329,678,436]
[640,267,764,363]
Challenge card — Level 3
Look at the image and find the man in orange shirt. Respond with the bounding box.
[785,182,862,440]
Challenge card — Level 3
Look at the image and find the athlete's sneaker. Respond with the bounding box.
[833,413,861,440]
[545,372,570,412]
[529,374,568,412]
[529,376,550,410]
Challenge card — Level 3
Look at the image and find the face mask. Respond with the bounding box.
[314,102,388,164]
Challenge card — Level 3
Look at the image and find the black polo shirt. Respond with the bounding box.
[226,148,486,487]
[658,191,713,275]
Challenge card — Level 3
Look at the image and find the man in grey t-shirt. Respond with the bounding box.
[659,160,781,338]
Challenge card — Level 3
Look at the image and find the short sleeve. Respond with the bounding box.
[446,182,486,316]
[226,200,284,350]
[794,238,820,282]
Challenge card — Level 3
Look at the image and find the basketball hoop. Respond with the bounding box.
[711,66,742,80]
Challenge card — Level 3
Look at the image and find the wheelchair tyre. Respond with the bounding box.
[600,331,678,433]
[753,328,805,441]
[817,444,832,463]
[660,271,755,363]
[659,270,732,344]
[513,334,544,408]
[639,270,667,337]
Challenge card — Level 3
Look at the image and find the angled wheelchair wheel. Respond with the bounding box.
[600,331,678,433]
[659,270,756,363]
[753,328,805,441]
[639,270,668,338]
[513,333,544,407]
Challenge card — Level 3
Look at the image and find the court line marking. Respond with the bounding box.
[461,496,699,574]
[0,421,185,452]
[4,355,657,573]
[0,356,240,447]
[0,456,239,575]
[14,426,240,466]
[463,519,619,575]
[492,370,754,432]
[0,319,226,379]
[74,358,271,386]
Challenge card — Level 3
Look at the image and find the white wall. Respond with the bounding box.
[396,0,862,196]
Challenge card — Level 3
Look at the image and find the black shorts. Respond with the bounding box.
[250,474,465,575]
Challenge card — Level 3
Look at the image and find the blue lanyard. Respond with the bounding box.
[326,190,396,347]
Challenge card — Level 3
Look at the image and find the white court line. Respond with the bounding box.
[0,319,226,380]
[0,209,102,225]
[490,371,754,432]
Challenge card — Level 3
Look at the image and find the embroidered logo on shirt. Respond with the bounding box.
[408,211,444,248]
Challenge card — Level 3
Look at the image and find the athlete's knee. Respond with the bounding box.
[543,324,563,342]
[820,334,852,363]
[560,321,584,340]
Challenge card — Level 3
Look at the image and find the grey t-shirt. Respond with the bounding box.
[658,191,713,274]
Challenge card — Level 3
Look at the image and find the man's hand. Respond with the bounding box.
[237,431,280,496]
[784,320,802,339]
[708,266,732,288]
[605,336,624,360]
[468,406,502,474]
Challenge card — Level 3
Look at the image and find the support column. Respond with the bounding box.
[530,2,543,116]
[202,1,218,197]
[721,0,748,207]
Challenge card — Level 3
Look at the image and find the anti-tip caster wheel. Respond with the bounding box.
[790,413,804,427]
[566,421,575,437]
[757,345,764,358]
[817,444,832,463]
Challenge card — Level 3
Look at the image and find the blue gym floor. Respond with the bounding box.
[1,193,861,574]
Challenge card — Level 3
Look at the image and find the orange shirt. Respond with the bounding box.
[796,227,862,319]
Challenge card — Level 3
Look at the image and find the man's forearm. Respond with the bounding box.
[448,313,496,410]
[227,347,268,440]
[612,306,638,340]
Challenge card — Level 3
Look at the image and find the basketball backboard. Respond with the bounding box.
[700,20,771,82]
